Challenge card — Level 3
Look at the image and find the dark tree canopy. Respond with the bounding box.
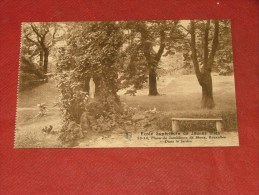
[56,22,124,123]
[23,22,58,73]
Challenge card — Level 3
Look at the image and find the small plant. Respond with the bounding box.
[34,103,48,118]
[42,125,53,133]
[59,121,83,144]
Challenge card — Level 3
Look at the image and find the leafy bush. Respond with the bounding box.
[55,22,125,144]
[156,113,173,131]
[56,70,88,123]
[58,121,82,144]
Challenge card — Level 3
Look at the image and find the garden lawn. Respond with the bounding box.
[15,74,238,148]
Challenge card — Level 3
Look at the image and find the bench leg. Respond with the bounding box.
[216,121,223,132]
[172,121,180,132]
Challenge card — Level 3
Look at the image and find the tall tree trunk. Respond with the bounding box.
[39,50,44,67]
[149,68,158,95]
[137,24,165,96]
[201,72,214,108]
[43,49,49,73]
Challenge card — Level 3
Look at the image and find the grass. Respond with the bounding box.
[17,79,59,108]
[15,108,63,148]
[15,74,238,147]
[121,74,238,132]
[120,74,237,112]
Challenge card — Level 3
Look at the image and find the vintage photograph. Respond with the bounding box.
[15,20,239,148]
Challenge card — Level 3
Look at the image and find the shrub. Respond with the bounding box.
[156,113,173,131]
[58,121,82,144]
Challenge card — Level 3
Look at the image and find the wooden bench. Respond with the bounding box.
[171,118,223,132]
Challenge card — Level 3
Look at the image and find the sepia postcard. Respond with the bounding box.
[15,20,239,148]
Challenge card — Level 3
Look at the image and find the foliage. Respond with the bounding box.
[155,113,173,131]
[56,70,88,123]
[19,56,47,91]
[19,22,60,91]
[121,21,183,95]
[52,20,235,143]
[22,22,59,73]
[55,22,125,143]
[58,121,82,144]
[181,20,233,75]
[216,20,233,75]
[120,42,148,95]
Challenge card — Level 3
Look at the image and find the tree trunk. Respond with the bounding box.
[190,20,219,109]
[43,49,49,73]
[39,50,44,67]
[137,24,165,97]
[201,73,215,109]
[149,68,158,96]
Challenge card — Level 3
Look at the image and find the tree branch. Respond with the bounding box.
[155,30,166,61]
[208,20,219,71]
[137,24,154,67]
[30,24,42,38]
[190,20,201,79]
[178,24,190,33]
[48,25,57,48]
[24,34,39,46]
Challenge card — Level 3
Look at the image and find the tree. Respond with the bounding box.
[136,22,165,95]
[56,22,124,122]
[119,29,148,95]
[189,20,219,108]
[24,23,57,73]
[123,21,181,96]
[216,20,233,75]
[55,22,126,143]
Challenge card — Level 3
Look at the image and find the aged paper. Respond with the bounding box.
[15,20,239,148]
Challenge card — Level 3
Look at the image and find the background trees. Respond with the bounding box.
[184,20,233,109]
[21,20,233,109]
[19,23,59,91]
[189,20,219,109]
[18,20,235,144]
[122,21,183,95]
[216,20,233,75]
[19,20,235,117]
[23,22,58,73]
